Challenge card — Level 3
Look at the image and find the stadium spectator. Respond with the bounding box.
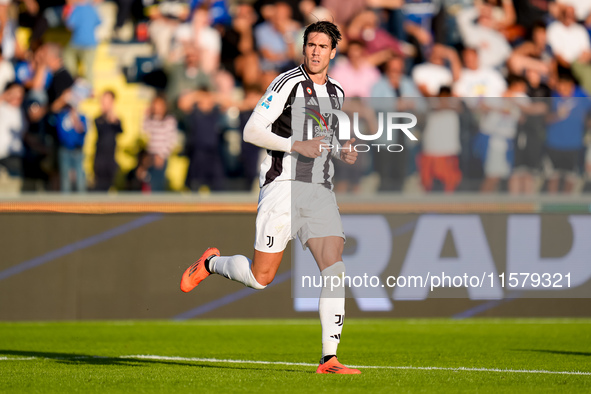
[547,5,591,68]
[14,46,51,100]
[418,87,463,192]
[45,44,75,114]
[165,46,213,116]
[0,82,25,186]
[475,76,529,193]
[63,0,102,84]
[0,0,18,60]
[507,21,552,79]
[173,6,221,75]
[44,43,75,191]
[478,0,520,41]
[146,0,191,60]
[93,90,122,191]
[218,2,259,86]
[371,55,424,192]
[56,106,88,193]
[0,0,7,44]
[454,47,507,98]
[346,9,403,65]
[333,97,378,194]
[508,70,550,194]
[23,0,67,50]
[329,40,381,98]
[21,91,50,192]
[556,0,591,23]
[0,45,15,93]
[141,94,178,192]
[572,51,591,94]
[254,2,300,76]
[412,43,461,97]
[321,0,365,27]
[513,0,557,30]
[545,73,591,193]
[125,148,151,192]
[456,5,512,69]
[400,0,446,66]
[113,0,145,41]
[180,88,224,191]
[189,0,231,26]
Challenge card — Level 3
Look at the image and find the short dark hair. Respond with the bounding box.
[103,89,116,100]
[303,21,342,49]
[507,74,527,86]
[557,71,576,84]
[438,86,452,96]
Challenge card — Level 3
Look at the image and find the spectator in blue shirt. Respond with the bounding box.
[63,0,101,84]
[546,73,591,193]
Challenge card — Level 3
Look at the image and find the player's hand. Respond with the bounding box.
[340,138,358,164]
[291,135,329,158]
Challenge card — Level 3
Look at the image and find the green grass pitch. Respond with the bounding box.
[1,319,590,393]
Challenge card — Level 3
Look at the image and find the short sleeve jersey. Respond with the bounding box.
[252,64,345,189]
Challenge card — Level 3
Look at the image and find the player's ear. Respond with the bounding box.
[330,48,336,60]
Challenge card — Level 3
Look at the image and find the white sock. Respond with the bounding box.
[319,261,346,357]
[208,255,266,290]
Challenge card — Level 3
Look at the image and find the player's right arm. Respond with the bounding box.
[243,79,329,158]
[243,113,327,158]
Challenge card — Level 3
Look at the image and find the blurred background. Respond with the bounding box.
[1,0,591,194]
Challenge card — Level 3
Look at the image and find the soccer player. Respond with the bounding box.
[180,21,360,374]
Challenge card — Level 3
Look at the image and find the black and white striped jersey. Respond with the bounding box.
[252,64,345,189]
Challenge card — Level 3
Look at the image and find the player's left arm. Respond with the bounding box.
[330,135,357,164]
[339,138,357,164]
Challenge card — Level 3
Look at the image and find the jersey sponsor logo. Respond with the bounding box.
[304,107,330,134]
[307,97,318,106]
[260,94,273,109]
[266,236,274,248]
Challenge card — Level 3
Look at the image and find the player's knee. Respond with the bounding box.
[322,261,346,277]
[253,271,274,287]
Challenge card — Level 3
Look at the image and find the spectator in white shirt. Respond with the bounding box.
[419,87,463,192]
[0,45,15,93]
[456,5,512,69]
[0,82,25,181]
[173,6,221,75]
[454,47,507,98]
[412,44,461,97]
[547,5,591,67]
[557,0,591,22]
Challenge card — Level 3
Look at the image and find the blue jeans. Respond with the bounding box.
[59,147,86,192]
[148,160,167,191]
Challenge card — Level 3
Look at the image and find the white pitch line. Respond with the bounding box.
[1,354,590,376]
[122,355,591,376]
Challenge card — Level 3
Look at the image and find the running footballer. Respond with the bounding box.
[180,21,360,374]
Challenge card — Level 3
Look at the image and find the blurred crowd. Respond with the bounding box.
[1,0,591,194]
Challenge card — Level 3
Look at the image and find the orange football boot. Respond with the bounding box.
[316,356,361,374]
[180,247,220,292]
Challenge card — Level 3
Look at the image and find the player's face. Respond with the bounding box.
[303,32,336,77]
